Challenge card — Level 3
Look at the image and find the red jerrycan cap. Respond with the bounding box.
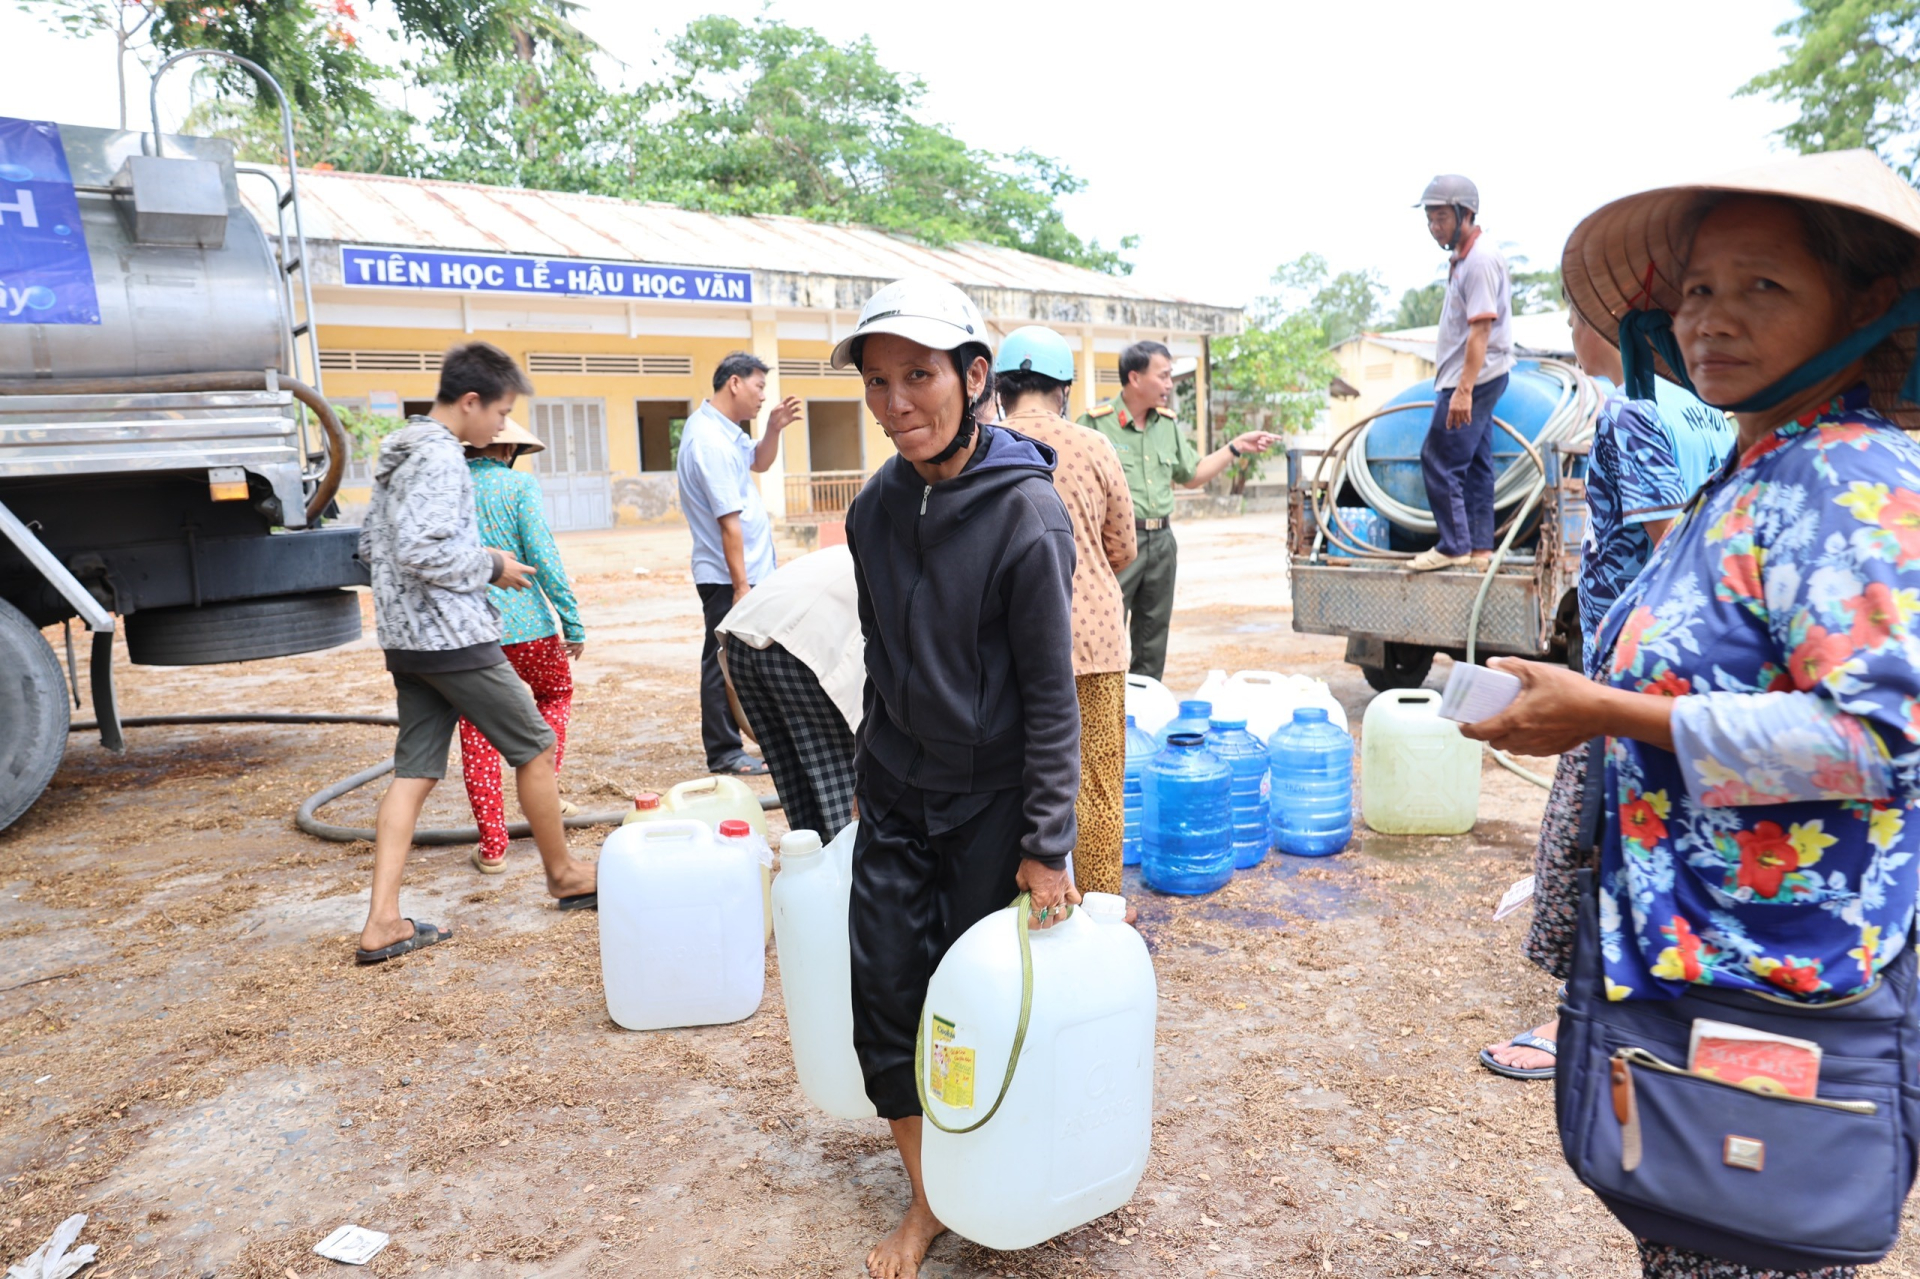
[633,792,662,810]
[718,819,752,837]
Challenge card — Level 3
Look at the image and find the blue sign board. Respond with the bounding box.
[342,245,754,305]
[0,117,99,326]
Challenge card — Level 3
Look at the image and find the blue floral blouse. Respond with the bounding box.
[1593,386,1920,1003]
[468,457,585,647]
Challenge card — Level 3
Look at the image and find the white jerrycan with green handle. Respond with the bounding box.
[918,892,1156,1250]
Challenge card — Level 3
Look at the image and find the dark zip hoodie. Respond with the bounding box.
[845,423,1081,868]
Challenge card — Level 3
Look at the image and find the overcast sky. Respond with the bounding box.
[1,0,1804,311]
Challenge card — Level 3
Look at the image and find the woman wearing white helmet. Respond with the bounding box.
[832,278,1082,1278]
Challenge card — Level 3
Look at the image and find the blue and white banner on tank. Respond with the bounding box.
[341,245,754,305]
[0,117,99,326]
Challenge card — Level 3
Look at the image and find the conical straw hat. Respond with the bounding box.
[1560,149,1920,427]
[465,417,545,456]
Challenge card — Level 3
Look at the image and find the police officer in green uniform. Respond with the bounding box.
[1080,340,1281,680]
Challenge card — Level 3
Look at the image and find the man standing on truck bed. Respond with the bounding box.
[1080,341,1279,680]
[1407,174,1514,573]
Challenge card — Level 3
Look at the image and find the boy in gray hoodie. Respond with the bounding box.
[354,342,597,964]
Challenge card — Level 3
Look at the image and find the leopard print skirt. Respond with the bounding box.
[1074,671,1127,896]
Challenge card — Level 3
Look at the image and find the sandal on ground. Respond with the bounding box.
[558,799,581,817]
[1478,1029,1557,1080]
[470,847,507,875]
[713,754,769,776]
[355,919,450,966]
[556,892,598,911]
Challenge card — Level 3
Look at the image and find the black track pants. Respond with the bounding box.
[848,774,1028,1120]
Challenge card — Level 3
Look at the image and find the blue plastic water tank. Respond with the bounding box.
[1268,707,1354,857]
[1206,717,1270,870]
[1142,733,1234,895]
[1360,359,1568,522]
[1122,715,1155,867]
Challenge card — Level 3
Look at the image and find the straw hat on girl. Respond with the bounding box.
[1560,149,1920,428]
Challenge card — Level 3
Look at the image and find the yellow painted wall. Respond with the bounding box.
[320,323,1127,515]
[1329,337,1436,434]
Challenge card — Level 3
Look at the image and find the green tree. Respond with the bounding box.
[1392,280,1446,329]
[1271,253,1387,346]
[1208,256,1343,489]
[1741,1,1920,178]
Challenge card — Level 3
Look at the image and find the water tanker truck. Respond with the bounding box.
[0,63,366,831]
[1285,358,1603,691]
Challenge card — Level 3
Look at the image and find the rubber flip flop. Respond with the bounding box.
[355,919,450,966]
[556,892,598,912]
[470,847,507,875]
[1478,1029,1557,1080]
[714,755,770,776]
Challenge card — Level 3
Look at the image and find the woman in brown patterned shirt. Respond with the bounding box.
[993,326,1138,897]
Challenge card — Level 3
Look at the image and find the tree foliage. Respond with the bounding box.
[1392,280,1445,329]
[1741,1,1920,178]
[17,0,1132,271]
[1211,255,1345,468]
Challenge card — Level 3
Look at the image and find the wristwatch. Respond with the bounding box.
[1226,441,1243,458]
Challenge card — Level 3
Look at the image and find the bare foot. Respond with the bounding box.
[866,1199,944,1279]
[358,917,417,954]
[545,858,597,900]
[1483,1015,1558,1072]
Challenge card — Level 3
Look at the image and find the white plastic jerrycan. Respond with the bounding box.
[599,818,765,1031]
[1209,670,1349,738]
[664,776,773,940]
[1360,688,1480,835]
[920,892,1156,1251]
[770,822,875,1120]
[1124,674,1179,737]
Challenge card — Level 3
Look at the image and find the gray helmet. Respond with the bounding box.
[1415,174,1480,214]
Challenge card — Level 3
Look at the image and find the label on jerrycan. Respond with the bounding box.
[928,1015,975,1109]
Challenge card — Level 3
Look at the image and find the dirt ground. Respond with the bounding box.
[6,512,1920,1279]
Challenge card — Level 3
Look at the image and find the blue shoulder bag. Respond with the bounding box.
[1557,868,1920,1270]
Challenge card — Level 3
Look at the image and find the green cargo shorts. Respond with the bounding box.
[392,663,555,780]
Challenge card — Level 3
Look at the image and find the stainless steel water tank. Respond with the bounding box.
[0,124,285,378]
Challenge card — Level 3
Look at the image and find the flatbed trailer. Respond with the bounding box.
[1284,445,1588,691]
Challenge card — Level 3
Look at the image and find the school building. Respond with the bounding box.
[261,170,1245,529]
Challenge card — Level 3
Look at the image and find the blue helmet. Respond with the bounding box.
[993,325,1076,382]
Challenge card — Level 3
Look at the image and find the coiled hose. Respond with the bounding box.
[70,713,778,843]
[1303,359,1604,788]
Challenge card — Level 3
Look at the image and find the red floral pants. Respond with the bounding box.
[460,634,573,860]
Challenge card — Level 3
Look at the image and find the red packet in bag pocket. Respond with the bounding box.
[1687,1018,1823,1099]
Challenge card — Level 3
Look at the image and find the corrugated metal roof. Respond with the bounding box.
[255,168,1235,309]
[1334,310,1575,360]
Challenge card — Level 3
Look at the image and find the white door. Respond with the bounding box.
[529,399,612,531]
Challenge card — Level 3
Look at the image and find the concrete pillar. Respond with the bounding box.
[750,306,787,519]
[1079,325,1098,419]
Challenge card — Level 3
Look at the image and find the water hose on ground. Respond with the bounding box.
[70,713,779,844]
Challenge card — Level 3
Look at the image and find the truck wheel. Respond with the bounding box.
[125,590,362,666]
[1360,642,1434,693]
[0,598,71,832]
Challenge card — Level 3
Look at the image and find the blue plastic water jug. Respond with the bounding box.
[1154,699,1214,749]
[1122,714,1156,867]
[1142,732,1234,895]
[1267,706,1354,857]
[1205,717,1269,870]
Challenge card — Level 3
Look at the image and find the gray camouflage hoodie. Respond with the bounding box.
[357,416,504,671]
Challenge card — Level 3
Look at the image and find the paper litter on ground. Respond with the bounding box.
[7,1214,97,1279]
[313,1225,390,1265]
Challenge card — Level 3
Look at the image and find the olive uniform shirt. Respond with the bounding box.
[1078,395,1197,521]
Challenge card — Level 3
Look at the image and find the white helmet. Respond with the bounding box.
[830,276,987,369]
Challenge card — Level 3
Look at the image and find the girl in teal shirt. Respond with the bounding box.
[460,421,587,872]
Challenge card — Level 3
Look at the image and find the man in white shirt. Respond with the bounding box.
[715,545,862,837]
[675,351,800,773]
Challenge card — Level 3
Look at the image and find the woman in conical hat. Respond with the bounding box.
[1466,150,1920,1278]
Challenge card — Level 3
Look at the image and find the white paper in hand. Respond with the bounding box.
[1439,662,1522,724]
